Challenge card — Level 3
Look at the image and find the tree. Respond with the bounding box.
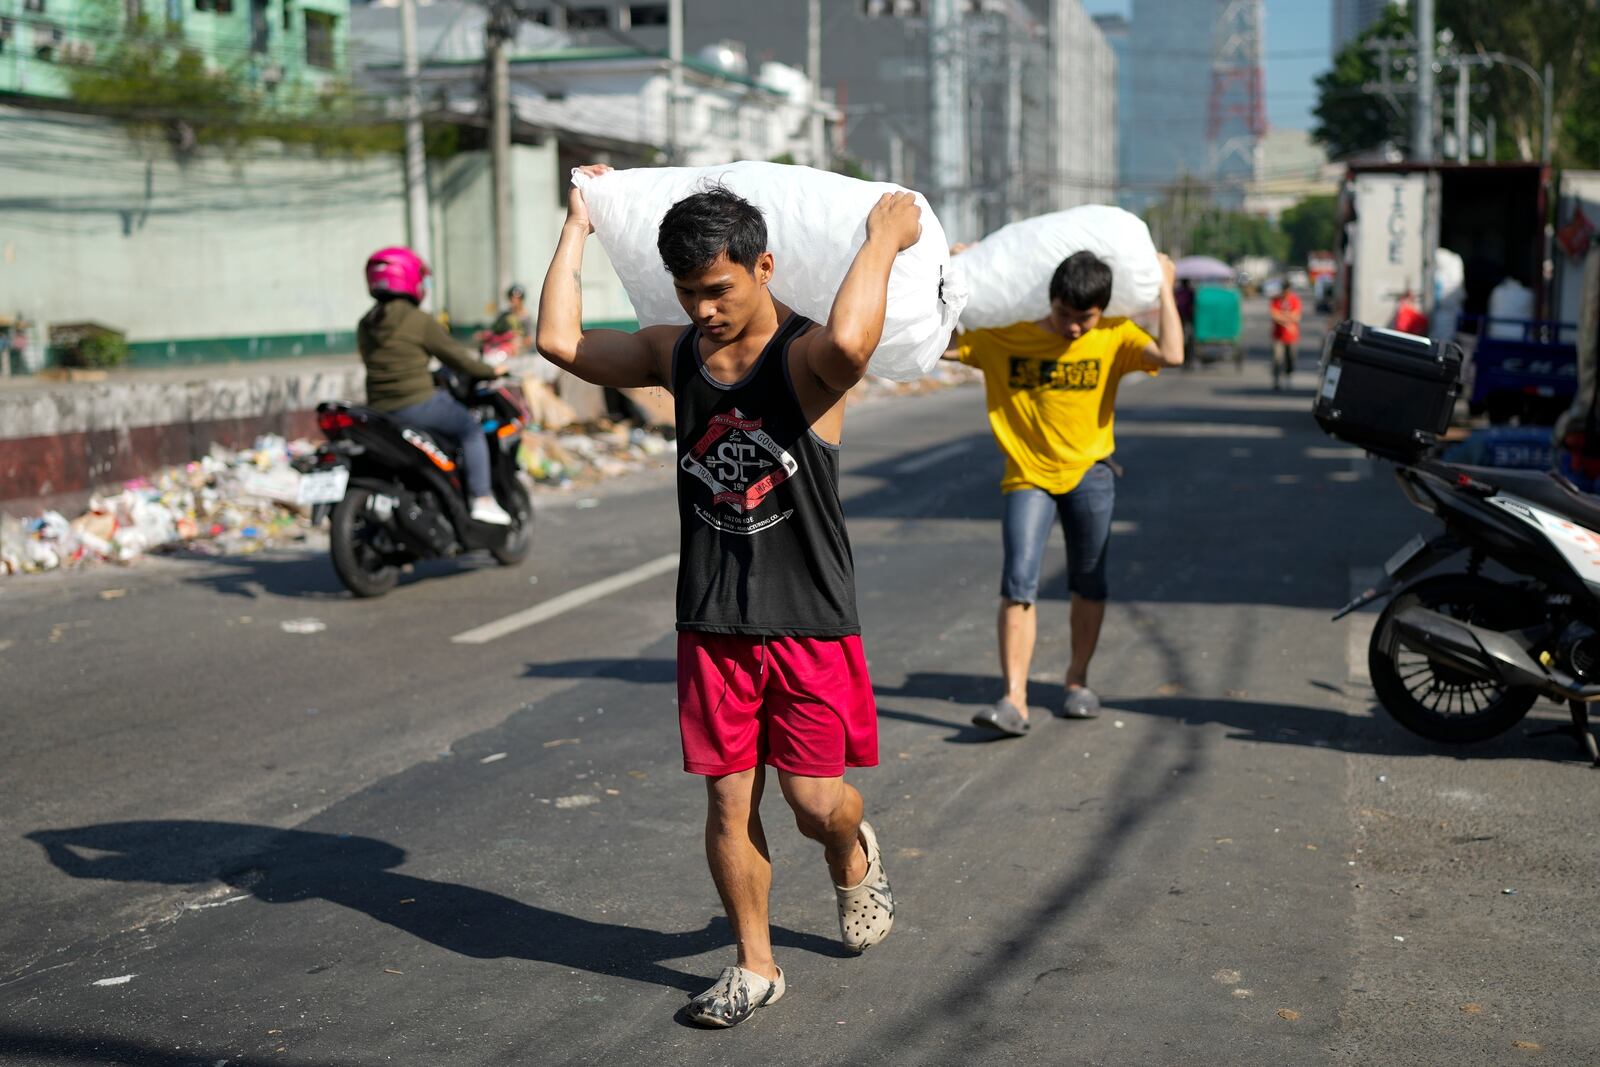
[1311,3,1414,161]
[1144,178,1289,261]
[1188,209,1289,264]
[1563,54,1600,167]
[1279,195,1338,265]
[1436,0,1600,166]
[64,2,426,158]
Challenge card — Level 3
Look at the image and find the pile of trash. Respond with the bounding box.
[518,424,673,488]
[1,364,976,580]
[0,435,319,578]
[857,361,981,401]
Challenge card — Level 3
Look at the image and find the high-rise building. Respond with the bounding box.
[1331,0,1403,55]
[1050,1,1117,210]
[1124,0,1213,206]
[496,1,1115,230]
[1092,13,1132,206]
[1123,0,1262,209]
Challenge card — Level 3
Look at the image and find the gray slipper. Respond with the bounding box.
[971,698,1031,736]
[1059,687,1101,719]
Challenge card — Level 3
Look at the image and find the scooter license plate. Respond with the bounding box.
[297,467,350,505]
[1383,533,1428,577]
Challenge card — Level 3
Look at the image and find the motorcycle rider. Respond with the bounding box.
[358,247,513,526]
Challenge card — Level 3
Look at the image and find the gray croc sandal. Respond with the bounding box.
[835,821,895,952]
[971,697,1031,737]
[1059,686,1101,719]
[686,965,785,1028]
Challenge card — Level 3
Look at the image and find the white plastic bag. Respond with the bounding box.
[953,206,1162,328]
[572,162,967,382]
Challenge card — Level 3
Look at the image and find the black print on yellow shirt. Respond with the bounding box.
[1008,356,1102,392]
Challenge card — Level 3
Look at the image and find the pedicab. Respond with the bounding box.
[1176,256,1244,371]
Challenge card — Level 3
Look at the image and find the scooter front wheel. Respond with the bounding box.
[330,488,405,597]
[1368,573,1540,744]
[490,479,534,566]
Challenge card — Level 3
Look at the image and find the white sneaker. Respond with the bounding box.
[471,498,513,525]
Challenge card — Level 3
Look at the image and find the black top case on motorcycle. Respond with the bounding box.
[1314,321,1463,462]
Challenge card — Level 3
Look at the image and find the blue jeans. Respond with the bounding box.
[390,388,491,499]
[1001,463,1116,604]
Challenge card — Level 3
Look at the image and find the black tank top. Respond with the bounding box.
[672,313,859,637]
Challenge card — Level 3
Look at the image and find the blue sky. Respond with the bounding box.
[1083,0,1332,131]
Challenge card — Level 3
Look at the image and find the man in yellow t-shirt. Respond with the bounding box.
[955,251,1183,735]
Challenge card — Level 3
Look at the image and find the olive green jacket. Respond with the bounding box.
[357,299,497,412]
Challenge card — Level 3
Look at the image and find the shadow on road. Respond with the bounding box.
[25,821,844,994]
[1208,384,1321,401]
[0,1036,324,1067]
[173,550,495,601]
[0,1031,322,1067]
[873,670,1587,763]
[522,657,677,685]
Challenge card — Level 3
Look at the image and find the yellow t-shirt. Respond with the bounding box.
[958,318,1156,494]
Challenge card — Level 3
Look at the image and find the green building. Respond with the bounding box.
[0,0,349,100]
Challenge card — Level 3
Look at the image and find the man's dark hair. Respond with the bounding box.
[1048,251,1114,311]
[657,187,768,279]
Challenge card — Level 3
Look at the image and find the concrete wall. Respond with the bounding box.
[433,142,635,331]
[0,105,642,362]
[0,105,406,351]
[0,362,364,517]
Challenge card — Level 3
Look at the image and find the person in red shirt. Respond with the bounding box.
[1269,282,1303,390]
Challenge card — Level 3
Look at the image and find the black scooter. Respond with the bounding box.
[1341,459,1600,765]
[298,371,533,597]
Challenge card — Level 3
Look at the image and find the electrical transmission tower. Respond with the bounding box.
[1206,0,1265,201]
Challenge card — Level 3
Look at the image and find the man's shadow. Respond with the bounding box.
[26,821,845,993]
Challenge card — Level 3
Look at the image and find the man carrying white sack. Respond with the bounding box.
[537,165,920,1028]
[952,250,1184,736]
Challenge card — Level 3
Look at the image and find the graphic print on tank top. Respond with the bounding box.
[672,312,859,636]
[680,406,800,535]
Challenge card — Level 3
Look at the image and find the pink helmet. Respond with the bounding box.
[365,246,429,300]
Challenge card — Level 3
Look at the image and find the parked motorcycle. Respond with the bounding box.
[298,371,533,597]
[1339,459,1600,763]
[1316,320,1600,764]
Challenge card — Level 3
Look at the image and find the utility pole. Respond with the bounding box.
[666,0,683,164]
[1005,43,1023,223]
[487,2,513,300]
[928,0,969,241]
[1412,0,1435,161]
[1542,61,1554,165]
[399,0,431,282]
[1453,59,1469,163]
[807,0,825,169]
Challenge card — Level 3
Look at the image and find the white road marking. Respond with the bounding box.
[894,440,975,474]
[451,552,680,645]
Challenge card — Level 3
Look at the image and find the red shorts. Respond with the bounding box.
[677,632,879,778]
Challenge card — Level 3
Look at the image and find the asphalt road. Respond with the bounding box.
[3,315,1597,1066]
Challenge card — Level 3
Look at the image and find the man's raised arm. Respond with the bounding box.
[799,192,924,393]
[1140,253,1185,370]
[536,164,670,389]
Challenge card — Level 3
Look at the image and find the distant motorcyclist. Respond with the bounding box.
[358,247,512,525]
[478,283,535,364]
